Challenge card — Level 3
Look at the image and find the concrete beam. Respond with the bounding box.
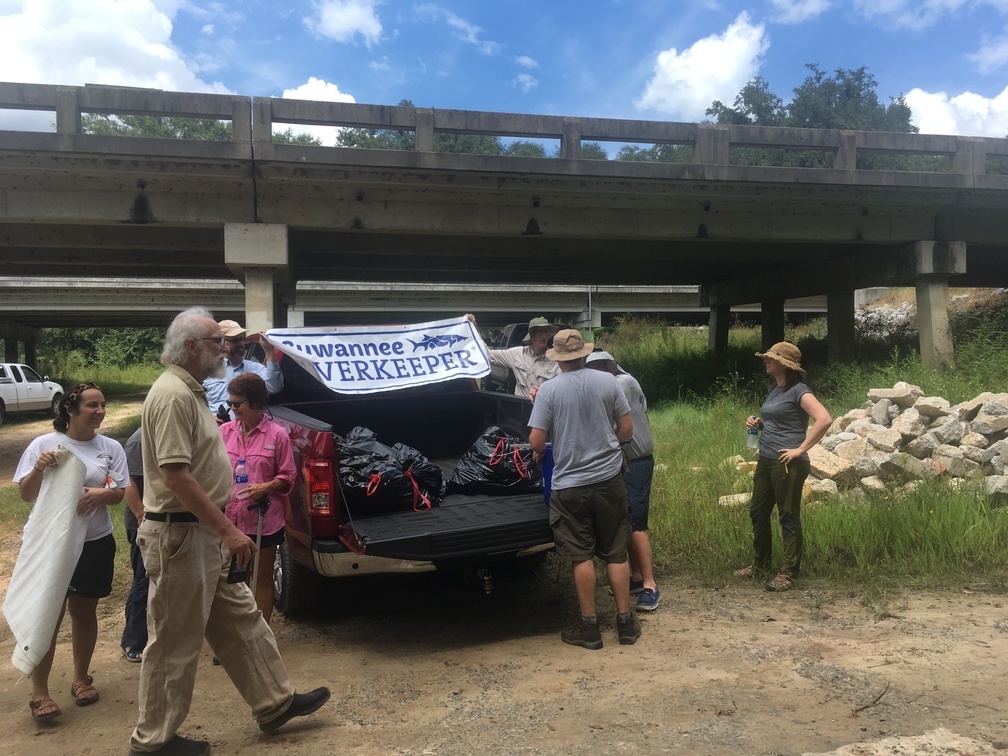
[917,279,954,369]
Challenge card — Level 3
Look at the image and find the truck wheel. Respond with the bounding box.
[50,393,62,418]
[274,541,321,615]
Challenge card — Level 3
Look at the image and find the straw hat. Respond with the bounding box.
[546,329,594,361]
[755,341,806,377]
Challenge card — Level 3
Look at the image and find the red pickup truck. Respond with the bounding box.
[267,356,552,614]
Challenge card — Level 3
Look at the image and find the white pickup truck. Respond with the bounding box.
[0,363,63,425]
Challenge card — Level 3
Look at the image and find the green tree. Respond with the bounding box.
[82,113,233,140]
[578,142,610,160]
[706,76,786,126]
[273,127,323,146]
[503,140,546,157]
[616,143,691,163]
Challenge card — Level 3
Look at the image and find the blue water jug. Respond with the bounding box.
[541,443,554,507]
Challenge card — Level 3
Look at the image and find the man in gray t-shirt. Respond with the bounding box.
[528,330,640,649]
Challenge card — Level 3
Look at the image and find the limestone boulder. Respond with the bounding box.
[834,436,869,461]
[859,475,887,494]
[903,432,939,460]
[960,432,989,450]
[913,396,951,421]
[807,478,839,499]
[878,453,935,483]
[831,409,870,434]
[867,426,904,454]
[821,431,858,453]
[808,445,856,486]
[952,392,1008,422]
[891,407,927,442]
[854,453,889,478]
[985,475,1008,507]
[870,398,893,427]
[931,417,965,445]
[969,411,1008,437]
[867,381,924,409]
[959,444,985,464]
[718,493,750,507]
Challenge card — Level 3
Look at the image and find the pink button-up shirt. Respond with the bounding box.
[221,414,296,537]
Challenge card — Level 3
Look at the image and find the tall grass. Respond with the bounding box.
[59,362,161,397]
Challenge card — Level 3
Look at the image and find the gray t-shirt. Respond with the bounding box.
[123,427,143,530]
[617,373,654,461]
[758,382,812,461]
[529,368,631,489]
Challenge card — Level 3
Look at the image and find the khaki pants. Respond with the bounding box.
[129,519,294,751]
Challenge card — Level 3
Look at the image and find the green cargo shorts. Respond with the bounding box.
[549,472,631,564]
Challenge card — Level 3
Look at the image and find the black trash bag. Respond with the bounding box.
[335,427,441,514]
[448,426,542,495]
[392,442,445,509]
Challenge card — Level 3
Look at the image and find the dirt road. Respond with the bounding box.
[1,408,1006,755]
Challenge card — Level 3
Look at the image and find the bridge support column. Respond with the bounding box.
[224,223,290,332]
[761,299,785,350]
[826,290,855,363]
[24,340,37,369]
[576,308,601,335]
[287,308,305,328]
[3,338,17,363]
[707,305,730,353]
[914,241,965,369]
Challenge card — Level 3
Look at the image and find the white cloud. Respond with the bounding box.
[515,55,538,69]
[851,0,975,30]
[636,12,769,121]
[906,85,1008,136]
[278,77,356,146]
[769,0,832,24]
[201,23,214,34]
[304,0,382,47]
[968,31,1008,74]
[514,73,538,93]
[415,4,499,55]
[0,0,228,130]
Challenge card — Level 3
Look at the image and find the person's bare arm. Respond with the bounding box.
[615,413,633,444]
[124,476,144,522]
[529,428,547,463]
[160,462,256,566]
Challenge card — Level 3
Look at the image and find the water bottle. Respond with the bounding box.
[746,418,759,449]
[234,458,249,498]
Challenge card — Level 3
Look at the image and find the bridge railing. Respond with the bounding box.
[2,82,1007,187]
[0,81,250,160]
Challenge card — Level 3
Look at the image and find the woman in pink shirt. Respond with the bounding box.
[221,373,296,623]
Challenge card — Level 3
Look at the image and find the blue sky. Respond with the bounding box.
[1,0,1007,138]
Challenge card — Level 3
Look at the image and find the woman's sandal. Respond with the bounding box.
[29,696,62,720]
[70,675,99,706]
[122,646,143,663]
[733,565,755,578]
[765,573,794,592]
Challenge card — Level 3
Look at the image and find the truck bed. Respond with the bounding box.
[340,491,550,561]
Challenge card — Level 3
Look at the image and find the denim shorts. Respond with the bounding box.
[624,455,654,531]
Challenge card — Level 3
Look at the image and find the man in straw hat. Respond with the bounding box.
[465,314,560,399]
[203,318,284,421]
[528,329,641,649]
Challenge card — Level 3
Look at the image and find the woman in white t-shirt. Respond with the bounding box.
[13,383,128,721]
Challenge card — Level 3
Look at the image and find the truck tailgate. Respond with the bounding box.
[347,494,551,561]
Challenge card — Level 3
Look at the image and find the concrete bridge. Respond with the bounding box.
[1,81,1006,367]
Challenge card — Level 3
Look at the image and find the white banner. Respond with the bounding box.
[265,316,491,395]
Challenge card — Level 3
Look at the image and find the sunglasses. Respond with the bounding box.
[227,400,246,408]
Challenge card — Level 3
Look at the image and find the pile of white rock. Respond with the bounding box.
[807,382,1008,504]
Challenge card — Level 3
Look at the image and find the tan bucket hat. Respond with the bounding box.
[546,329,594,362]
[755,341,806,378]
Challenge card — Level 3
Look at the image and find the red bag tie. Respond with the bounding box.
[488,437,507,466]
[404,466,432,512]
[365,473,382,496]
[512,446,528,479]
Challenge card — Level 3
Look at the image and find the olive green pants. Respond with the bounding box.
[749,456,810,578]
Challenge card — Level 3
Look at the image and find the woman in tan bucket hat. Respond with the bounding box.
[735,341,832,592]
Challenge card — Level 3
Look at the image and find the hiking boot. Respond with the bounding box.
[616,612,641,645]
[561,617,603,650]
[259,687,331,733]
[636,587,660,612]
[128,734,211,755]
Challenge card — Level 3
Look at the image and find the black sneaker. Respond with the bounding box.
[616,613,642,645]
[259,687,331,733]
[128,734,212,755]
[561,617,603,650]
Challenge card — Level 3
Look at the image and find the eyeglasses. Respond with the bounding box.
[227,400,246,408]
[197,337,226,346]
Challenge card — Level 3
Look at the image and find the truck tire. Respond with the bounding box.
[274,541,321,616]
[50,393,62,418]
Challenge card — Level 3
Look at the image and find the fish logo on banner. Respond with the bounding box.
[265,316,492,395]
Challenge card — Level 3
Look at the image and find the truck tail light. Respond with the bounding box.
[302,458,335,517]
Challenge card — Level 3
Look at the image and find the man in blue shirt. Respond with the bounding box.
[202,319,284,419]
